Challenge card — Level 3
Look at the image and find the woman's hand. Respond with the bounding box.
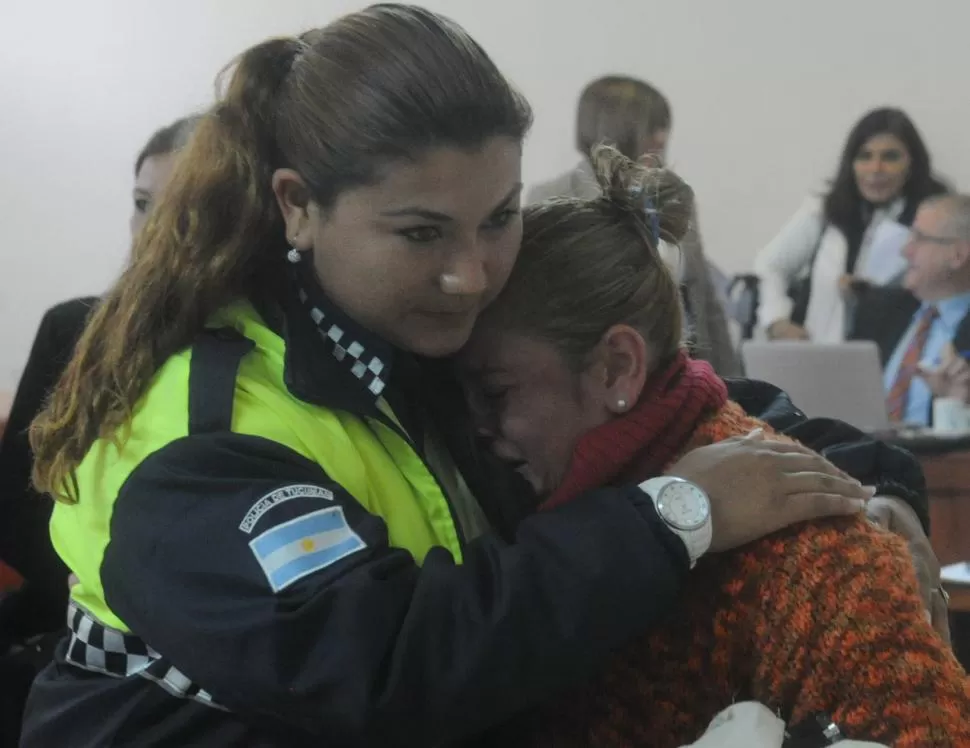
[767,319,809,341]
[867,495,950,645]
[838,273,871,301]
[666,429,871,552]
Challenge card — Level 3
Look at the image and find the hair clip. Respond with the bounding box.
[642,196,661,247]
[626,184,661,247]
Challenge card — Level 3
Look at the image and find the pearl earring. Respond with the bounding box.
[617,399,628,411]
[287,247,302,264]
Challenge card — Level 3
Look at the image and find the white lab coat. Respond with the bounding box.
[754,196,903,343]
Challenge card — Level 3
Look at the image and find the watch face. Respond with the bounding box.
[656,480,711,532]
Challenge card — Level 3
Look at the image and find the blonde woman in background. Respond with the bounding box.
[528,75,740,376]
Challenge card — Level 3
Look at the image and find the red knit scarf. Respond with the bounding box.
[540,352,728,511]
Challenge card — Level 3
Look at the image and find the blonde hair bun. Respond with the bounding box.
[590,144,694,248]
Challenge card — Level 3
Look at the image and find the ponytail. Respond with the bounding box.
[31,2,533,501]
[31,37,303,501]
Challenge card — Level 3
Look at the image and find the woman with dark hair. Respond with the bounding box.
[0,114,198,748]
[756,107,947,342]
[17,8,926,747]
[0,114,200,623]
[528,75,740,376]
[130,115,200,237]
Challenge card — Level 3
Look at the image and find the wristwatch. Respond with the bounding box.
[639,476,712,568]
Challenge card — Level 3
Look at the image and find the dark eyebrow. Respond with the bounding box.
[379,183,522,221]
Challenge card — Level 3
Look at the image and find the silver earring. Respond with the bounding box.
[287,247,302,264]
[617,399,628,411]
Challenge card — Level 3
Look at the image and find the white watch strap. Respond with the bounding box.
[640,477,712,568]
[679,519,713,568]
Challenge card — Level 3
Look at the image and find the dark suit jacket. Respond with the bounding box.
[850,286,919,366]
[850,285,970,422]
[0,296,97,636]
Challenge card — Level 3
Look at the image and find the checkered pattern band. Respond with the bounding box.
[65,603,226,711]
[297,287,388,397]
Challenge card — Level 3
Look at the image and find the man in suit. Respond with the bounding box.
[852,194,970,425]
[527,75,741,376]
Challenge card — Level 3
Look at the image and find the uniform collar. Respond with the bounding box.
[279,258,395,415]
[267,257,538,539]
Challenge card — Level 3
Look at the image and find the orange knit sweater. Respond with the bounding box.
[531,401,970,747]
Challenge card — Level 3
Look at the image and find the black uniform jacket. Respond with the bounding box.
[21,280,926,748]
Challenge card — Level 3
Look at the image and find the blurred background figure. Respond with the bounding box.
[528,75,740,375]
[850,194,970,426]
[129,117,200,239]
[755,107,947,343]
[0,114,198,748]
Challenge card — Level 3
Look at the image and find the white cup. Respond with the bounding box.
[932,397,970,433]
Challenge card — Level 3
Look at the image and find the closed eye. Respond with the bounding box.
[481,385,509,403]
[484,208,519,231]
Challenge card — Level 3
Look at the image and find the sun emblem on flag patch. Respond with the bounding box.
[248,507,366,592]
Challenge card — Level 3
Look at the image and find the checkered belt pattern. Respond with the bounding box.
[65,602,226,710]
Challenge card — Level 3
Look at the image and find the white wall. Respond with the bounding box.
[1,0,968,390]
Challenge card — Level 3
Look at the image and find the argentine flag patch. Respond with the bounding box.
[249,507,366,592]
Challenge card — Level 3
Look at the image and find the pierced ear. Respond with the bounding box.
[595,325,651,414]
[272,168,314,250]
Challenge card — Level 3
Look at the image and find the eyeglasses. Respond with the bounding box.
[910,228,961,245]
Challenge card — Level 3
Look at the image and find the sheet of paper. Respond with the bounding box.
[941,561,970,585]
[858,221,911,285]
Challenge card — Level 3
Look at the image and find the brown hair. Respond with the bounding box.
[481,145,692,369]
[576,75,671,160]
[32,4,532,501]
[134,115,201,176]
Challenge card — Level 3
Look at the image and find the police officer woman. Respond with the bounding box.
[22,6,893,747]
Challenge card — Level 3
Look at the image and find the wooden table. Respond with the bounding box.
[885,440,970,620]
[945,581,970,614]
[911,446,970,619]
[920,450,970,567]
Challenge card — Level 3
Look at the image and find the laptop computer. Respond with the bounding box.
[740,341,890,432]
